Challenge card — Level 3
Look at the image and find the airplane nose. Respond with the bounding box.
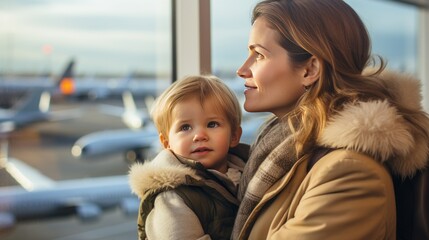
[71,145,83,158]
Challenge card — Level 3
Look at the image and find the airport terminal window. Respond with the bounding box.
[0,0,172,165]
[211,0,419,77]
[347,0,418,74]
[0,0,171,239]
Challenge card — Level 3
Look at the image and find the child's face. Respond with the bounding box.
[161,97,241,173]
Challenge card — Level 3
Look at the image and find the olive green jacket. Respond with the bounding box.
[129,148,247,240]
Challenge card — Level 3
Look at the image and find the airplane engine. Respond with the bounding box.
[76,203,101,221]
[120,197,140,215]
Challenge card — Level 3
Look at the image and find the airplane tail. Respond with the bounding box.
[122,91,138,114]
[14,90,51,115]
[57,59,75,85]
[98,91,151,129]
[57,59,76,96]
[122,91,144,129]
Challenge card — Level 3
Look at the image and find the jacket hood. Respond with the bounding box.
[128,149,200,199]
[128,148,246,199]
[318,70,429,178]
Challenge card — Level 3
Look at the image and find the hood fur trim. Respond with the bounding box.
[319,71,429,177]
[128,150,199,199]
[320,100,414,163]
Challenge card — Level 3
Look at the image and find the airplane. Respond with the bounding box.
[0,157,139,230]
[71,123,160,163]
[71,91,158,161]
[57,67,171,101]
[0,89,135,230]
[0,89,81,132]
[0,59,75,108]
[0,57,165,104]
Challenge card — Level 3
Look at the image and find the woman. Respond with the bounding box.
[232,0,429,239]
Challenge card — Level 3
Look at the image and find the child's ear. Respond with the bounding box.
[230,126,242,148]
[159,133,169,149]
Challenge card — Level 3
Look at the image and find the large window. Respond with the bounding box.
[0,1,171,239]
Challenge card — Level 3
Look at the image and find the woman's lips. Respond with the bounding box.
[244,84,257,94]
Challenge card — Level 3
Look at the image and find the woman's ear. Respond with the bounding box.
[230,127,243,148]
[159,133,169,149]
[302,56,321,87]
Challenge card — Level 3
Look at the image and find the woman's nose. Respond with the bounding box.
[236,61,252,79]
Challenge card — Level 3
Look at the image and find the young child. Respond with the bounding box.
[128,75,247,240]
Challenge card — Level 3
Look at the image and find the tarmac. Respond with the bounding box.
[0,98,143,240]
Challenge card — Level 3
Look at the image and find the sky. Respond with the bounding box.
[0,0,419,78]
[0,0,171,76]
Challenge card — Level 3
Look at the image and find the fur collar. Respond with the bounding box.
[318,71,429,177]
[128,149,200,199]
[129,149,246,199]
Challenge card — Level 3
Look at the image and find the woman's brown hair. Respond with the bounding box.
[252,0,399,155]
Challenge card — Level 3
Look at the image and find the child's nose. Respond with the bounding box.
[193,130,208,142]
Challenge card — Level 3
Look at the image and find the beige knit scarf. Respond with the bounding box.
[232,117,299,239]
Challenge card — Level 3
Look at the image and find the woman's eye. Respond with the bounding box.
[207,121,219,128]
[253,50,264,60]
[256,52,264,60]
[180,124,192,131]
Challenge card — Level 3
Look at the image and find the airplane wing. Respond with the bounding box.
[5,158,56,191]
[0,147,138,230]
[0,172,139,230]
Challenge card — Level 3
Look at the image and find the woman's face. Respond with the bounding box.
[237,17,307,117]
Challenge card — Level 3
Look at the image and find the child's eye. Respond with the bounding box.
[207,121,220,128]
[179,124,192,131]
